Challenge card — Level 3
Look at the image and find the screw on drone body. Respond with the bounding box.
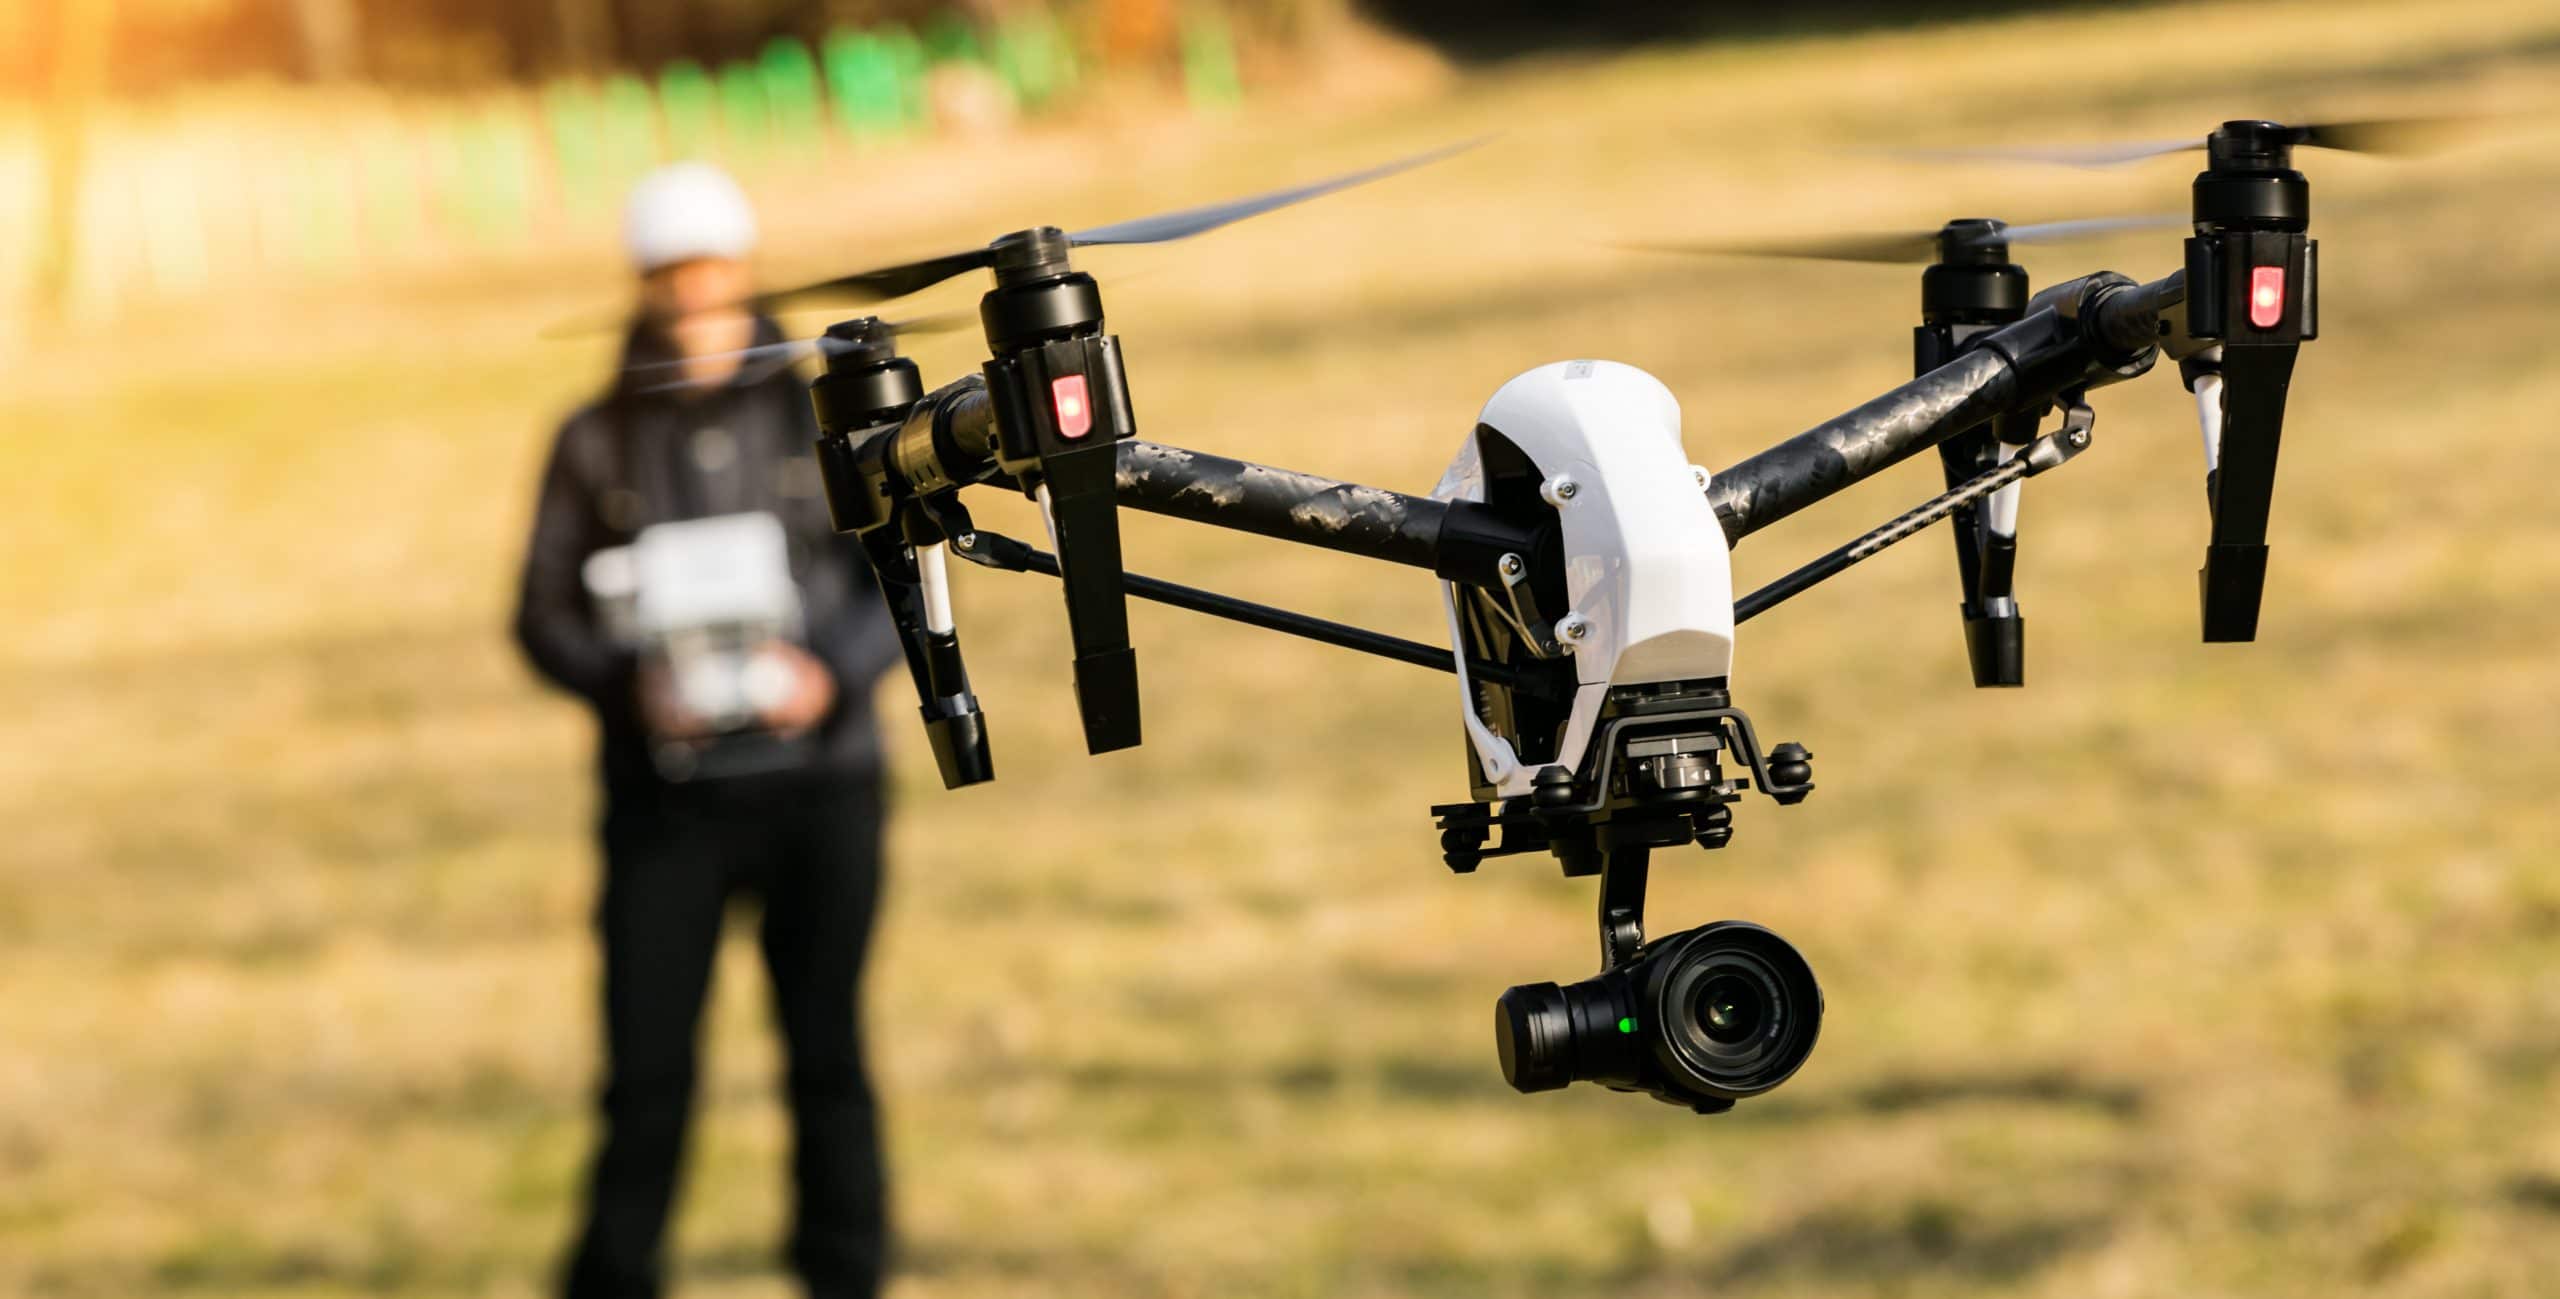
[1690,464,1711,490]
[1540,475,1580,507]
[1498,553,1526,579]
[1555,614,1593,644]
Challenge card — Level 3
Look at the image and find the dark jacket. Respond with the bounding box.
[512,319,902,790]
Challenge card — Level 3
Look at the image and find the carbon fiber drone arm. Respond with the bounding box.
[927,380,1542,584]
[1708,270,2173,544]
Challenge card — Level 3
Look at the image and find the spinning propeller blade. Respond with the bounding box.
[1629,229,1938,264]
[1999,215,2191,243]
[750,249,1004,315]
[1899,137,2199,168]
[2290,116,2479,155]
[1065,139,1481,245]
[540,292,975,343]
[1628,213,2180,265]
[1903,114,2477,167]
[740,139,1480,311]
[620,313,970,392]
[549,143,1476,336]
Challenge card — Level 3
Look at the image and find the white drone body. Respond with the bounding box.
[1432,361,1737,800]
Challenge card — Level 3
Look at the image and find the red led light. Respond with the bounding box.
[1051,374,1092,439]
[2248,266,2286,330]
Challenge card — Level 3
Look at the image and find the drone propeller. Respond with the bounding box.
[543,140,1476,338]
[744,138,1481,314]
[1628,214,2184,265]
[620,312,969,392]
[1903,114,2476,168]
[539,297,953,343]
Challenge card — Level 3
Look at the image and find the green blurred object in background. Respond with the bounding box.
[461,104,537,249]
[715,58,776,169]
[993,8,1081,109]
[822,28,923,138]
[16,6,1262,326]
[920,13,990,68]
[758,37,829,165]
[542,82,608,217]
[601,74,663,184]
[657,60,720,163]
[1181,3,1244,111]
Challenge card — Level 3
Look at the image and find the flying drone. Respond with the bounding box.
[621,118,2402,1114]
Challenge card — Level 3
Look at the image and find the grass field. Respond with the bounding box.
[7,2,2560,1296]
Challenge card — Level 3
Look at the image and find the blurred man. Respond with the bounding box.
[514,162,902,1299]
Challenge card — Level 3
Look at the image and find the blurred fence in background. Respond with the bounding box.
[2,2,1246,334]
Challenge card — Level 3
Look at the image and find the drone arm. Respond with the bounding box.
[2087,270,2189,356]
[1710,272,2169,543]
[892,383,1540,578]
[1111,441,1538,584]
[1708,346,2021,542]
[920,382,1541,585]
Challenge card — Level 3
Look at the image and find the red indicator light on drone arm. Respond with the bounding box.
[2248,266,2285,330]
[1050,374,1093,439]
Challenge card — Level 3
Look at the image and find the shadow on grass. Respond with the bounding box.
[1743,1066,2146,1125]
[2508,1173,2560,1214]
[1708,1197,2111,1287]
[899,1236,1694,1298]
[901,1197,2107,1297]
[122,1239,508,1297]
[1058,1053,1503,1102]
[1049,1057,2143,1119]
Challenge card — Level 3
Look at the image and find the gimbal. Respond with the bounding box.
[776,120,2322,1114]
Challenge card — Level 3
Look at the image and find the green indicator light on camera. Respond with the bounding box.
[1617,1016,1637,1034]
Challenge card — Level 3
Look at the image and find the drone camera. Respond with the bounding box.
[1496,921,1822,1114]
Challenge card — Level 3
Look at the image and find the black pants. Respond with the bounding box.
[563,771,888,1299]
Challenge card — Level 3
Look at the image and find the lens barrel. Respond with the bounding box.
[1495,921,1821,1111]
[1648,923,1821,1098]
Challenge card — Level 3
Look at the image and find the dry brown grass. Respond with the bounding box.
[7,2,2560,1295]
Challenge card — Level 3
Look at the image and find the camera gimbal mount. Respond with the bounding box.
[745,121,2330,1114]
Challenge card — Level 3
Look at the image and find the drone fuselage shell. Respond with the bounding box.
[1433,361,1737,797]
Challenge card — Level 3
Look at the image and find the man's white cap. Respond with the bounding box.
[622,162,758,272]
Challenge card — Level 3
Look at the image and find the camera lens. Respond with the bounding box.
[1695,973,1763,1044]
[1494,982,1573,1092]
[1492,921,1818,1109]
[1648,922,1821,1100]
